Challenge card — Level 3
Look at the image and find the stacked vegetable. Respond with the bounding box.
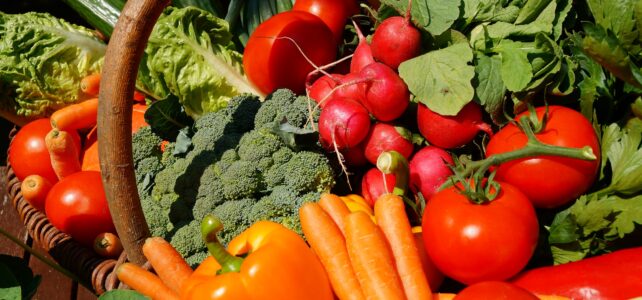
[3,0,642,299]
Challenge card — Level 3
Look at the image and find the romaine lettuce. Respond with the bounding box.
[0,12,105,122]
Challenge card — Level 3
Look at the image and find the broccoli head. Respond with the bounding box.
[254,89,319,129]
[237,127,284,162]
[132,126,164,165]
[212,198,255,245]
[220,161,263,201]
[265,151,335,193]
[169,220,203,259]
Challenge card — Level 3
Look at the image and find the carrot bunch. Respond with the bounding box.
[300,192,445,300]
[116,237,193,300]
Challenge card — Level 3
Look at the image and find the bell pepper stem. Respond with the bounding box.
[376,151,409,197]
[201,215,244,274]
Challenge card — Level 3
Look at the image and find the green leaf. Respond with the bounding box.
[0,12,105,118]
[474,54,506,123]
[140,7,259,118]
[496,40,532,91]
[379,0,461,36]
[470,0,556,41]
[399,43,475,116]
[515,0,553,25]
[0,255,41,300]
[548,209,579,244]
[98,290,149,300]
[552,0,572,40]
[601,123,642,195]
[550,239,593,265]
[271,119,319,151]
[608,194,642,238]
[587,0,640,53]
[582,23,641,89]
[144,95,194,142]
[462,0,520,24]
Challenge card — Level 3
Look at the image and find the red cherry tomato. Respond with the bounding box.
[292,0,360,44]
[9,118,80,184]
[45,171,116,247]
[454,281,539,300]
[485,105,600,208]
[422,181,539,285]
[243,11,336,95]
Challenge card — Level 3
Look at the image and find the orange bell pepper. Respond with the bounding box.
[181,215,334,300]
[340,194,376,223]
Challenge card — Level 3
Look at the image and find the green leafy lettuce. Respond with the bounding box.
[137,7,262,118]
[0,12,105,121]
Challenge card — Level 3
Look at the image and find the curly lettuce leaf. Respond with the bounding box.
[0,12,105,118]
[139,7,260,118]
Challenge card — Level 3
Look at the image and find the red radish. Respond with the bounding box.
[417,102,493,149]
[370,0,422,70]
[363,122,414,165]
[408,146,454,200]
[319,98,371,150]
[350,20,376,74]
[308,73,344,108]
[341,141,368,167]
[360,62,410,121]
[361,167,395,206]
[334,72,367,103]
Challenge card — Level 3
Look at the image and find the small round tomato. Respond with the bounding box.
[485,105,600,208]
[454,281,539,300]
[243,11,336,95]
[292,0,360,44]
[9,118,80,184]
[422,181,539,285]
[45,171,116,247]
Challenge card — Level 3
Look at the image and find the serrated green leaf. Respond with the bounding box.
[379,0,461,36]
[571,194,615,236]
[550,239,593,264]
[603,124,642,195]
[497,41,533,91]
[552,0,572,40]
[548,209,580,244]
[608,194,642,238]
[587,0,639,53]
[399,43,475,116]
[582,23,641,89]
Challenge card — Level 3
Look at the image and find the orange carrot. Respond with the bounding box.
[434,293,456,300]
[116,262,180,300]
[375,194,432,300]
[20,174,52,212]
[80,73,101,96]
[344,211,405,300]
[45,129,81,180]
[142,237,193,294]
[299,202,365,300]
[318,193,351,235]
[50,98,98,131]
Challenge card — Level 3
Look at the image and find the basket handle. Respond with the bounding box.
[98,0,169,265]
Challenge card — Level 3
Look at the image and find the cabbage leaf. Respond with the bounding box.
[0,12,105,120]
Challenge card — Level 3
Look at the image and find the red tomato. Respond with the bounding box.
[454,281,539,300]
[9,118,80,184]
[243,11,336,95]
[485,106,600,208]
[422,181,539,285]
[45,171,116,247]
[292,0,360,44]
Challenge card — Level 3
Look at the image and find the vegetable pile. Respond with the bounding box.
[4,0,642,299]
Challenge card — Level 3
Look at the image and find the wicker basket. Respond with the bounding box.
[6,0,169,294]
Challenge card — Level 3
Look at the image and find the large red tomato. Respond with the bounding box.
[9,118,80,184]
[292,0,360,44]
[243,11,336,95]
[485,106,600,208]
[45,171,116,247]
[454,281,539,300]
[422,181,539,285]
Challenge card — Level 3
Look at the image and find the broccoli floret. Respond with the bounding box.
[220,161,263,200]
[169,220,203,258]
[185,252,209,269]
[248,186,322,236]
[214,149,239,174]
[132,126,163,165]
[266,151,335,193]
[237,128,284,162]
[254,89,318,129]
[212,199,255,245]
[135,157,164,191]
[140,193,171,238]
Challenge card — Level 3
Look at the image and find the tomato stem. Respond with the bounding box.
[447,115,597,203]
[201,215,244,274]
